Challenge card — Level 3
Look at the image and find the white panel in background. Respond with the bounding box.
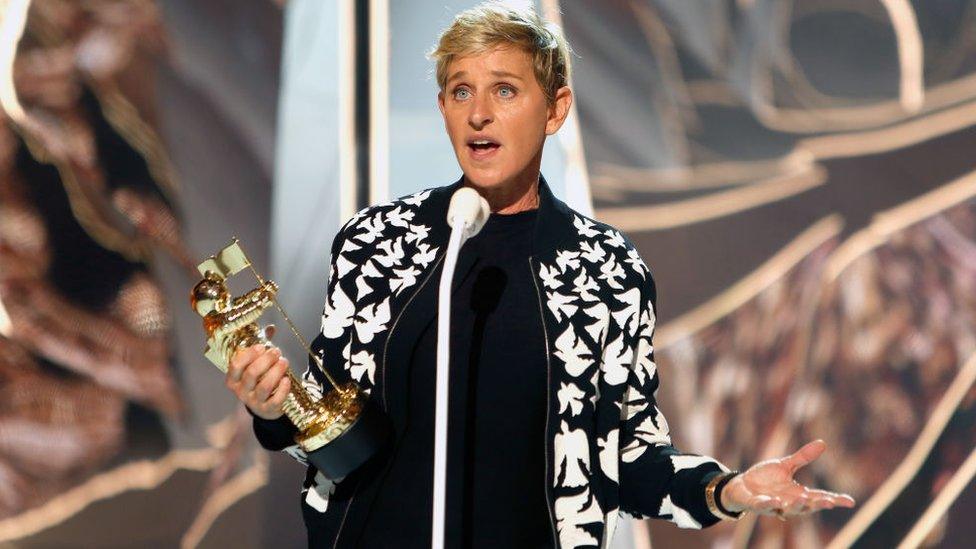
[272,0,352,356]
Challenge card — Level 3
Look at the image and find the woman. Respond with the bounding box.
[224,3,855,547]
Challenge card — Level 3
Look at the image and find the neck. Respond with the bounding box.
[463,169,540,214]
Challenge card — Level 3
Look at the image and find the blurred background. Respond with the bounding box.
[0,0,973,547]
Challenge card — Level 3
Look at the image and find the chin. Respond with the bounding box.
[460,167,510,190]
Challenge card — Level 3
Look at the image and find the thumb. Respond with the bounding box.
[783,439,826,474]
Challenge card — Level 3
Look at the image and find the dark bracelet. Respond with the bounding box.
[714,471,744,519]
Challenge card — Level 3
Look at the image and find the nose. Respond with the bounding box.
[467,94,493,129]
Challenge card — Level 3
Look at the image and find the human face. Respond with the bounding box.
[438,46,571,192]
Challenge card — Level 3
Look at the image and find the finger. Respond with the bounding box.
[267,376,292,409]
[254,376,291,419]
[804,494,836,508]
[783,439,826,474]
[241,347,281,392]
[246,349,281,394]
[254,358,289,402]
[224,367,240,391]
[798,499,822,514]
[834,494,856,507]
[228,345,260,382]
[804,489,856,507]
[803,500,834,514]
[254,353,289,390]
[229,344,257,366]
[783,493,810,516]
[806,499,834,513]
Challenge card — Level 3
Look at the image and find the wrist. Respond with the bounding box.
[706,471,745,521]
[718,474,747,513]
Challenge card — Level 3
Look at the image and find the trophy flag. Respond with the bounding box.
[196,239,250,279]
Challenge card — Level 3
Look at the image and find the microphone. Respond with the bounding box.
[446,186,490,237]
[432,186,489,549]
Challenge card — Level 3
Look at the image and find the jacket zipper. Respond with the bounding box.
[332,251,447,548]
[381,251,447,409]
[528,256,559,548]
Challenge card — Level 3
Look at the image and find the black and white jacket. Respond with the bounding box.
[253,175,733,548]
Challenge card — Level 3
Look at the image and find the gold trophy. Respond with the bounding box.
[190,239,390,478]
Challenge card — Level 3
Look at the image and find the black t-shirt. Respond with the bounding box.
[359,208,552,548]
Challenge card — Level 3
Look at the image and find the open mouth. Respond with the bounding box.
[467,139,501,158]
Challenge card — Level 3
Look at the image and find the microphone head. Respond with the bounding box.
[447,187,491,238]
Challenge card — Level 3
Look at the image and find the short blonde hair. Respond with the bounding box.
[428,2,571,106]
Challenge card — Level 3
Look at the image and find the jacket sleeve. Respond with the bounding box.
[250,218,357,465]
[617,266,731,529]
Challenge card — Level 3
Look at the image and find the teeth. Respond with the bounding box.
[472,140,492,145]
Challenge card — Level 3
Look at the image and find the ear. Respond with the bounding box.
[437,90,446,116]
[545,86,573,136]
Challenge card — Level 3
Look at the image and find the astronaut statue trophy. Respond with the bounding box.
[190,239,390,478]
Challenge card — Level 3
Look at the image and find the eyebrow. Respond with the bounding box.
[446,70,526,84]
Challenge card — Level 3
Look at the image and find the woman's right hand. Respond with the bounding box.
[226,344,292,420]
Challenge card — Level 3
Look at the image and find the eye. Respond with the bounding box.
[453,87,471,100]
[498,85,516,98]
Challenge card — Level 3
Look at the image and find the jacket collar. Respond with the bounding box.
[422,172,578,257]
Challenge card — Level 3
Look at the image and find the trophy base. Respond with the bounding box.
[304,395,391,479]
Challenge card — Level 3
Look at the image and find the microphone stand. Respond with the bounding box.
[432,187,489,549]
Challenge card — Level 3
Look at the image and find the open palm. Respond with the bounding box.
[721,439,856,519]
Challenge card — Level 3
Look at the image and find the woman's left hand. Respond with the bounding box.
[720,439,856,520]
